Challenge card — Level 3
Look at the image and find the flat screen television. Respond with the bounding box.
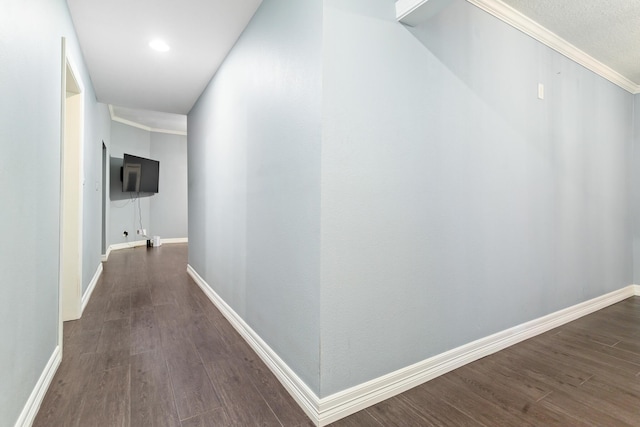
[122,153,159,193]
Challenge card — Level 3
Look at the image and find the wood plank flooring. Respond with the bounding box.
[35,244,310,427]
[35,244,640,426]
[333,297,640,427]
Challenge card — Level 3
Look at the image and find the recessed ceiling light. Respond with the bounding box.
[149,39,170,52]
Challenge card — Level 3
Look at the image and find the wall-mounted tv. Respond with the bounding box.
[122,153,160,193]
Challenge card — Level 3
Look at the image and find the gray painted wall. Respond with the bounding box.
[634,95,640,282]
[150,132,188,239]
[109,122,152,245]
[0,0,110,424]
[319,0,633,396]
[83,102,111,293]
[188,0,323,393]
[109,122,188,245]
[188,0,635,400]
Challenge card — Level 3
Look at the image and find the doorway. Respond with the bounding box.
[59,38,84,324]
[102,142,108,257]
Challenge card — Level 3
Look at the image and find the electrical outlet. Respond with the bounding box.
[123,231,128,237]
[137,229,147,236]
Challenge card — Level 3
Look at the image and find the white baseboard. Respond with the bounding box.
[14,345,62,427]
[183,269,639,427]
[81,263,103,315]
[316,285,639,425]
[186,265,321,424]
[101,245,111,262]
[161,237,188,245]
[109,240,148,252]
[105,237,188,255]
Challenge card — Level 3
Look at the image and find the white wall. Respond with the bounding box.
[109,122,188,246]
[319,0,633,396]
[83,102,111,292]
[150,132,188,239]
[0,0,110,424]
[188,0,635,402]
[109,122,152,245]
[188,0,323,393]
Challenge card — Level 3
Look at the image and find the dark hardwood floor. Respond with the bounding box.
[35,244,311,427]
[35,244,640,426]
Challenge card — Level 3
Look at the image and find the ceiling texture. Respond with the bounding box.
[500,0,640,85]
[68,0,640,133]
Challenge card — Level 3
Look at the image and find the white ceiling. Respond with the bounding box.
[68,0,640,133]
[66,0,262,132]
[110,105,187,135]
[500,0,640,85]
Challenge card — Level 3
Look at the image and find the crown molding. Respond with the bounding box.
[108,105,188,136]
[396,0,640,94]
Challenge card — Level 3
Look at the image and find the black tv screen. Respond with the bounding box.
[122,153,159,193]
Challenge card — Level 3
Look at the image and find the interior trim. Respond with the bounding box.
[183,268,638,426]
[101,246,111,262]
[186,265,321,424]
[159,237,188,245]
[466,0,639,94]
[108,240,148,252]
[81,262,103,315]
[14,345,62,427]
[396,0,640,94]
[315,285,638,425]
[106,237,188,255]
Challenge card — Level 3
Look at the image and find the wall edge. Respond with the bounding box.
[186,264,322,426]
[81,262,103,315]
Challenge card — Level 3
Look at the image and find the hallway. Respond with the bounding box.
[34,244,640,426]
[34,244,312,426]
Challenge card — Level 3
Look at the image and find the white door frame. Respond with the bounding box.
[58,37,85,343]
